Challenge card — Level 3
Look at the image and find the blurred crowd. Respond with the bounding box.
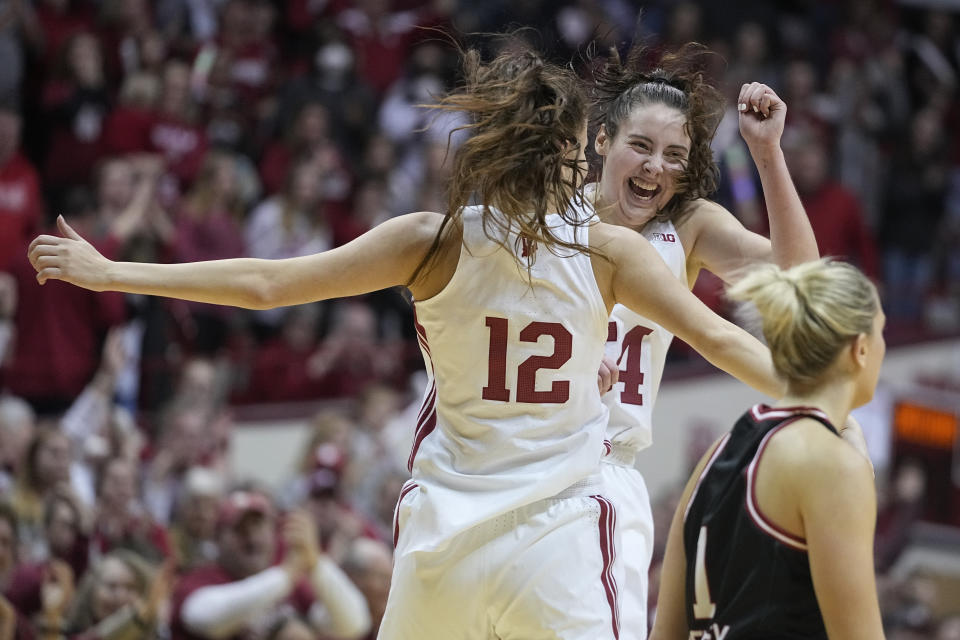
[0,0,958,638]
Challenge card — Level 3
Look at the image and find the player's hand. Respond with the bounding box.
[737,82,786,152]
[597,355,618,395]
[28,216,113,290]
[282,510,321,578]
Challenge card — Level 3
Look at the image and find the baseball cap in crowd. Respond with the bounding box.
[217,490,273,528]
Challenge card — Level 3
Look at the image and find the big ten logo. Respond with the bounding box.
[650,232,676,243]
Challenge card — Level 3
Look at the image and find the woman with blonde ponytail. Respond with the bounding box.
[30,42,787,639]
[652,259,886,640]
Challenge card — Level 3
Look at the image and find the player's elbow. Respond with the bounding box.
[243,265,284,310]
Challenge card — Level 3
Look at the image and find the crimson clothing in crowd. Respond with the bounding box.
[102,105,155,155]
[92,517,171,563]
[4,544,89,619]
[763,181,879,279]
[0,153,43,269]
[336,8,425,95]
[41,82,110,187]
[1,235,125,412]
[148,114,209,187]
[34,4,96,71]
[219,41,278,107]
[170,564,314,640]
[232,339,328,404]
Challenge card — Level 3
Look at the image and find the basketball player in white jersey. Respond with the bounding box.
[588,45,820,639]
[30,47,787,639]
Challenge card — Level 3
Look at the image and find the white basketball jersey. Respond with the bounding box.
[405,204,610,551]
[604,218,687,452]
[581,183,688,454]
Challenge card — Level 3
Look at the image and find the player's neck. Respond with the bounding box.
[777,378,857,431]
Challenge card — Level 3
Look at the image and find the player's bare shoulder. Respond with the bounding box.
[768,417,874,494]
[674,198,732,242]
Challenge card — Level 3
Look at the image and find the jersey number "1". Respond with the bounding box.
[482,317,572,403]
[693,525,717,619]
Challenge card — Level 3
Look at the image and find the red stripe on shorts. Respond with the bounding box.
[392,480,418,548]
[591,495,620,639]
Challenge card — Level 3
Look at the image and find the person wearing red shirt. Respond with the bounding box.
[170,491,370,640]
[0,106,43,270]
[148,60,209,190]
[92,457,171,563]
[783,132,879,279]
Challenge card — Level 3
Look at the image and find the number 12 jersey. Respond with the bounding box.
[404,204,610,552]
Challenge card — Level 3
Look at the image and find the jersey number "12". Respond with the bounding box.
[482,317,572,403]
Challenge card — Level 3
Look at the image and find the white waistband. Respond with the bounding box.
[552,474,604,499]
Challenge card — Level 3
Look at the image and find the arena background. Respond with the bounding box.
[0,0,959,638]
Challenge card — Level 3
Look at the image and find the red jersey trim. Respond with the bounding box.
[745,419,808,552]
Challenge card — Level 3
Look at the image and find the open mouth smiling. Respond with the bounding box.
[628,177,661,201]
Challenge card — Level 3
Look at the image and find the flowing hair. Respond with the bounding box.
[407,43,592,287]
[590,41,724,223]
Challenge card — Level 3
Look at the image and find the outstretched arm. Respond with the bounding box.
[29,212,444,309]
[687,84,818,282]
[595,223,785,399]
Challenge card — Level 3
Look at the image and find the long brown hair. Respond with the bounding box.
[591,41,724,224]
[408,44,591,287]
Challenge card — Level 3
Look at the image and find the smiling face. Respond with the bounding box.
[595,102,691,230]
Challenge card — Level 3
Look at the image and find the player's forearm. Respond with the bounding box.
[104,259,277,309]
[703,323,785,399]
[749,145,819,267]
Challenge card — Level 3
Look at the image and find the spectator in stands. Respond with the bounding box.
[366,468,408,544]
[149,60,209,191]
[336,0,448,96]
[235,303,327,403]
[0,0,42,104]
[341,538,391,640]
[169,467,223,573]
[9,428,73,543]
[0,273,13,368]
[33,0,95,76]
[143,400,216,525]
[246,155,331,264]
[783,130,879,278]
[97,0,154,85]
[93,456,170,563]
[880,107,949,324]
[41,31,110,190]
[258,101,333,196]
[0,503,17,594]
[170,491,370,640]
[102,72,162,158]
[306,301,403,399]
[301,456,378,564]
[169,150,245,354]
[0,396,35,497]
[65,549,169,640]
[0,103,42,270]
[274,37,377,161]
[0,156,162,412]
[4,489,89,619]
